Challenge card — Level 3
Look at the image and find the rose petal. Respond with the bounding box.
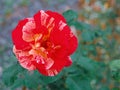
[22,18,36,42]
[13,46,36,70]
[12,19,31,50]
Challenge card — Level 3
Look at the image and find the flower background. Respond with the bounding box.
[0,0,120,90]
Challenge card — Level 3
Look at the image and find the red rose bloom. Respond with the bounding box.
[12,10,78,76]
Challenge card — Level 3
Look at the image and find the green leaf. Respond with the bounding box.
[2,63,24,86]
[109,60,120,80]
[69,21,92,31]
[81,30,95,42]
[63,10,78,23]
[39,71,62,85]
[112,87,120,90]
[66,77,92,90]
[80,22,92,31]
[11,78,25,90]
[24,71,42,89]
[64,63,83,77]
[109,60,120,71]
[77,56,99,72]
[99,86,109,90]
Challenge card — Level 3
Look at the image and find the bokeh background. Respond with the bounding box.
[0,0,120,90]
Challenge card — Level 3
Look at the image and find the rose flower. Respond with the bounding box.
[12,10,78,76]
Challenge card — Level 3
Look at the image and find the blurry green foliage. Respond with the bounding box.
[63,10,78,24]
[109,60,120,81]
[2,63,62,90]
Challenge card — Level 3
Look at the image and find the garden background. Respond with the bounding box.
[0,0,120,90]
